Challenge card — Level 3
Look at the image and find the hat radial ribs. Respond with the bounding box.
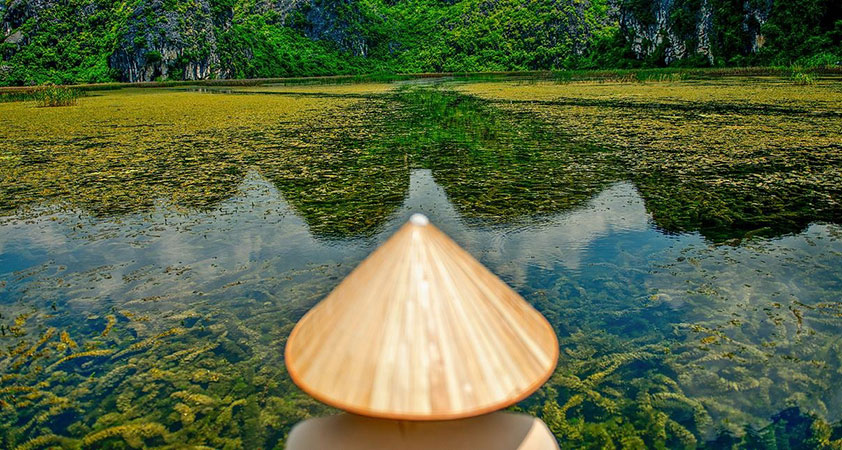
[285,219,559,420]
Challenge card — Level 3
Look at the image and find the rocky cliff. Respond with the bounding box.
[615,0,717,64]
[613,0,775,65]
[0,0,837,84]
[109,0,221,81]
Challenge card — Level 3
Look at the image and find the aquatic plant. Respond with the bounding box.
[790,71,817,85]
[3,77,841,241]
[459,76,842,241]
[1,78,842,449]
[81,422,168,447]
[0,87,362,217]
[33,85,83,107]
[0,89,44,104]
[368,86,622,224]
[13,434,79,450]
[49,349,114,370]
[101,315,116,337]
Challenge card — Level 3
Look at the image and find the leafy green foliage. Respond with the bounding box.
[0,0,124,85]
[0,0,840,86]
[759,0,842,65]
[790,69,817,85]
[621,0,658,26]
[709,0,754,65]
[216,16,374,79]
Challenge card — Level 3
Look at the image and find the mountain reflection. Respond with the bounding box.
[2,86,839,243]
[0,169,653,305]
[3,167,842,439]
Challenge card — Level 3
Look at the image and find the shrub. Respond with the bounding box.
[795,52,841,68]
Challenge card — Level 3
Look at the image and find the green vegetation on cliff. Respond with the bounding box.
[0,0,841,86]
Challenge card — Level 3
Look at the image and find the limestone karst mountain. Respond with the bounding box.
[1,0,839,85]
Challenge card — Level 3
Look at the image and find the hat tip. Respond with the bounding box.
[409,213,430,226]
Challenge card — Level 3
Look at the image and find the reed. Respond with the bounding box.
[34,85,83,107]
[0,84,85,106]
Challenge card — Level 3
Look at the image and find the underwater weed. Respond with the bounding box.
[101,315,116,337]
[2,80,842,448]
[48,349,114,370]
[13,434,78,450]
[81,422,168,447]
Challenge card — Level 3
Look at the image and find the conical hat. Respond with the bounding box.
[285,214,558,420]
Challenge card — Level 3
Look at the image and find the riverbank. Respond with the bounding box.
[3,66,842,96]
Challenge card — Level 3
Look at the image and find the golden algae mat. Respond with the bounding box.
[1,78,842,448]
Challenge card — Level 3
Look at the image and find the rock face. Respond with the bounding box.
[2,0,51,40]
[105,0,365,81]
[109,0,222,82]
[0,0,784,83]
[610,0,772,65]
[746,0,774,53]
[300,0,370,57]
[614,0,715,64]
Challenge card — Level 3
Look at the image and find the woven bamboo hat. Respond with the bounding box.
[285,214,558,420]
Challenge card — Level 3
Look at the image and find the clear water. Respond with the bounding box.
[1,82,841,448]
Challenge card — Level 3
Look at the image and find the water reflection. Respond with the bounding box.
[2,167,841,447]
[399,170,651,278]
[0,172,366,317]
[2,86,838,245]
[0,169,648,313]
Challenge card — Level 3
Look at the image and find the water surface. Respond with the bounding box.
[1,78,841,448]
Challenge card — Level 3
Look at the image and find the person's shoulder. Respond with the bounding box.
[284,413,559,450]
